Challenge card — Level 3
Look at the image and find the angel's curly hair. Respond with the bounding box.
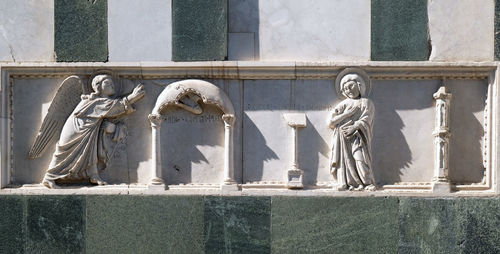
[90,74,113,96]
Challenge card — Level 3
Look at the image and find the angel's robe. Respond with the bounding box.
[330,97,375,188]
[44,95,134,181]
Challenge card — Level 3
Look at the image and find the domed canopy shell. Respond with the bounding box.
[152,79,235,116]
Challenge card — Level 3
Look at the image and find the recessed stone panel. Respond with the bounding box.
[272,197,399,253]
[0,196,25,253]
[86,195,204,253]
[371,0,429,60]
[172,0,227,61]
[26,195,85,253]
[54,0,108,62]
[204,196,271,253]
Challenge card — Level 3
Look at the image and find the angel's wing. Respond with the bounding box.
[28,76,84,159]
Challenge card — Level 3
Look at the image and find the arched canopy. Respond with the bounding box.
[152,79,235,116]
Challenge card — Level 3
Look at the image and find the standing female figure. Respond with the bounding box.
[329,72,376,191]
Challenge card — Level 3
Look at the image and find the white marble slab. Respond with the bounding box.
[428,0,494,61]
[108,0,171,61]
[258,0,370,61]
[0,0,54,62]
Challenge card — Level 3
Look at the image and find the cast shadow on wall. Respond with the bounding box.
[242,113,278,182]
[371,80,439,185]
[298,117,330,186]
[161,105,225,185]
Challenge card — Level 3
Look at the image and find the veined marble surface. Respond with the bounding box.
[428,0,494,61]
[0,0,54,62]
[258,0,370,61]
[108,0,171,61]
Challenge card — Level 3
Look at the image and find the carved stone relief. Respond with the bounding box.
[149,79,237,190]
[0,63,494,194]
[432,85,452,193]
[329,68,376,191]
[28,74,145,188]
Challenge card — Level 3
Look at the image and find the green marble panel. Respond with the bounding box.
[26,195,85,253]
[271,197,399,254]
[172,0,228,61]
[371,0,429,61]
[0,196,25,254]
[495,0,500,60]
[204,196,271,253]
[398,198,459,254]
[86,195,204,254]
[54,0,108,62]
[456,198,500,253]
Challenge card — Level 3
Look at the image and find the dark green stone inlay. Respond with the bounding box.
[55,0,108,62]
[371,0,429,61]
[204,196,271,253]
[495,0,500,60]
[0,196,25,254]
[456,198,500,253]
[172,0,228,61]
[86,195,204,254]
[398,198,459,254]
[26,195,85,253]
[271,197,399,254]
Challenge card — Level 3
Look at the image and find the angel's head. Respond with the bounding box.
[91,75,115,97]
[340,74,365,99]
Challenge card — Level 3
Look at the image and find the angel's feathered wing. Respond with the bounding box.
[28,76,84,159]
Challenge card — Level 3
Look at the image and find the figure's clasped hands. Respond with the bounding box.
[341,125,356,136]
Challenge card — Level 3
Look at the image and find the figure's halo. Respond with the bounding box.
[334,68,371,99]
[88,70,122,97]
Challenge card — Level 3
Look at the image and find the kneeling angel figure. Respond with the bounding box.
[29,74,145,188]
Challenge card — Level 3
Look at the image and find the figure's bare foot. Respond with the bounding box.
[42,178,58,189]
[364,184,376,191]
[90,176,108,186]
[355,185,365,191]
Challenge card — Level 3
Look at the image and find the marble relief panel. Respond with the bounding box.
[4,67,492,193]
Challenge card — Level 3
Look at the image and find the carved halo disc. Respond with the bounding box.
[334,68,371,99]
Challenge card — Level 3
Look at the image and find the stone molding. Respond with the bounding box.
[0,62,498,195]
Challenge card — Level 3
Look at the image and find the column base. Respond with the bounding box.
[432,181,451,194]
[148,177,167,190]
[220,182,239,191]
[287,169,304,189]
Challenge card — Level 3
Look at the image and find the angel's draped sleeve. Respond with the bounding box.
[74,97,135,119]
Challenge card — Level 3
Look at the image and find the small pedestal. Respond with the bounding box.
[283,113,307,189]
[287,169,304,189]
[432,181,451,194]
[220,182,239,192]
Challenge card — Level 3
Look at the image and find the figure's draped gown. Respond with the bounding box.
[44,96,134,181]
[330,98,375,187]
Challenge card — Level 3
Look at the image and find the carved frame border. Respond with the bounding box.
[0,62,497,195]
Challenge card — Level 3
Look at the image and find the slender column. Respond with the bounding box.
[291,127,298,170]
[148,114,165,187]
[222,114,236,185]
[283,113,306,189]
[432,86,451,193]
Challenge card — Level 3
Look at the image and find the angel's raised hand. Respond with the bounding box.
[128,84,146,103]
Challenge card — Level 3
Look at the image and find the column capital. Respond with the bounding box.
[222,114,235,126]
[148,114,163,128]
